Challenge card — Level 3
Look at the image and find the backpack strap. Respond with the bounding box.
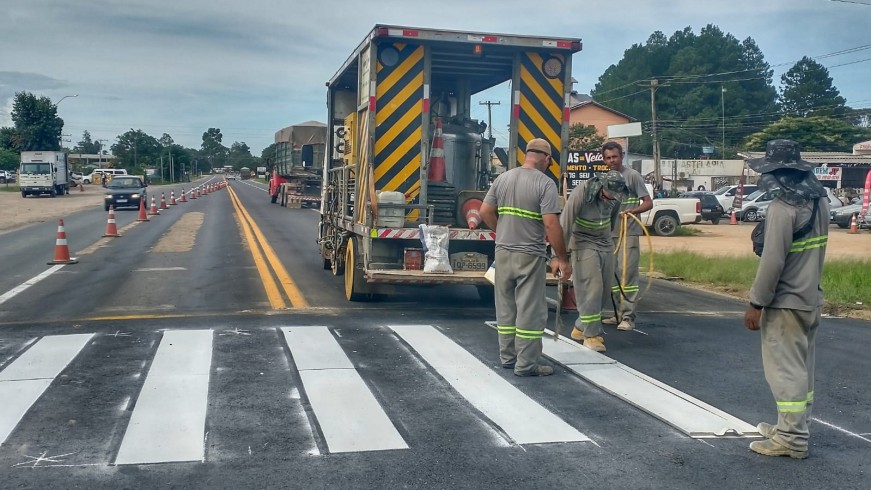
[792,197,819,240]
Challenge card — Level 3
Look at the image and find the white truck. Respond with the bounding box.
[635,184,701,236]
[19,151,71,197]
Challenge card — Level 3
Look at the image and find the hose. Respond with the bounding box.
[611,212,655,315]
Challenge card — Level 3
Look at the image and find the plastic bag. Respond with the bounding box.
[422,225,453,273]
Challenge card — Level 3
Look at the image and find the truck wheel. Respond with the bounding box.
[21,191,27,198]
[476,285,495,304]
[652,214,679,236]
[271,194,278,204]
[331,253,344,276]
[710,218,720,225]
[344,237,369,301]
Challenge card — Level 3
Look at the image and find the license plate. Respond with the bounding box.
[117,199,128,203]
[450,252,488,271]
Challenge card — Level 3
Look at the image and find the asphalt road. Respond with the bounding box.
[0,178,868,489]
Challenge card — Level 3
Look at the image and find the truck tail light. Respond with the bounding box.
[696,201,701,213]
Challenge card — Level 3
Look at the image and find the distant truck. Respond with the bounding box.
[269,121,326,208]
[19,151,71,197]
[239,167,252,180]
[256,166,267,179]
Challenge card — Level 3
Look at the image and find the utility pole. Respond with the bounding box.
[721,85,727,160]
[639,79,668,186]
[479,101,500,139]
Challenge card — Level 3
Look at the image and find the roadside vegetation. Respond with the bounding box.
[643,251,871,317]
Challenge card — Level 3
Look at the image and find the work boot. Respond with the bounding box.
[749,439,808,459]
[514,365,554,377]
[570,327,585,342]
[583,336,606,352]
[617,319,635,331]
[501,362,516,369]
[602,316,619,325]
[757,422,776,439]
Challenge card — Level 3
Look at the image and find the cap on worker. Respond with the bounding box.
[747,139,814,174]
[603,170,628,194]
[526,138,552,155]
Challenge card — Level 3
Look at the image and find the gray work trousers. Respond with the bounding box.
[760,307,820,450]
[571,248,612,338]
[605,235,639,322]
[494,249,547,375]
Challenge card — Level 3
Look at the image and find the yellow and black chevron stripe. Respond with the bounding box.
[516,51,566,182]
[374,43,424,207]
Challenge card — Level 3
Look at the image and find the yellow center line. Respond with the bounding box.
[227,186,310,308]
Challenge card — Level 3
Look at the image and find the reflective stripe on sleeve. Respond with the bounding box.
[497,206,543,221]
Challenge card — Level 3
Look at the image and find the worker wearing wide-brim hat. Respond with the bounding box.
[743,139,829,459]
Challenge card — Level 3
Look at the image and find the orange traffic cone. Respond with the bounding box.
[729,209,737,225]
[159,192,168,209]
[137,197,150,221]
[180,188,187,202]
[102,205,121,237]
[148,196,159,215]
[462,198,483,229]
[849,213,859,234]
[561,284,577,310]
[427,117,446,182]
[170,191,177,205]
[48,219,78,264]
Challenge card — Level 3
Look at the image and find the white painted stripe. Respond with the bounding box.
[0,334,94,445]
[281,327,407,453]
[0,265,65,306]
[390,325,589,445]
[115,330,213,465]
[812,418,871,444]
[133,267,188,272]
[502,323,758,438]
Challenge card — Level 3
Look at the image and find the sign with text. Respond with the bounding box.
[813,165,842,183]
[565,150,609,192]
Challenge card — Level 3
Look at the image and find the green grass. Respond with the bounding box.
[642,251,871,311]
[0,185,19,192]
[672,225,703,237]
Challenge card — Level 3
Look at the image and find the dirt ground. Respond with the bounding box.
[2,188,868,320]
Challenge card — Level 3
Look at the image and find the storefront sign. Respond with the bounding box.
[564,150,608,192]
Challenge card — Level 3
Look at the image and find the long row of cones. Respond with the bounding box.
[48,181,228,265]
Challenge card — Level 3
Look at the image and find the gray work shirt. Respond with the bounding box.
[749,197,830,311]
[561,180,620,252]
[483,167,561,258]
[610,166,650,237]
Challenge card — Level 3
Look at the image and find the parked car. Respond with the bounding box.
[733,189,774,222]
[678,191,724,224]
[830,203,866,228]
[0,169,16,183]
[712,184,758,212]
[758,188,848,223]
[85,168,128,184]
[103,175,147,211]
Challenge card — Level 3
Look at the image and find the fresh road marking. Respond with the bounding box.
[0,265,65,306]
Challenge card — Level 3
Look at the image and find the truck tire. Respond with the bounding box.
[271,194,278,204]
[21,191,27,198]
[710,218,720,225]
[652,214,679,236]
[344,237,369,301]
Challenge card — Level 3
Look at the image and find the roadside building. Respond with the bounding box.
[568,91,633,152]
[739,149,871,190]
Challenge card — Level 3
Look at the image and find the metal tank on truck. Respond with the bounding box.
[269,121,327,208]
[19,151,71,197]
[317,24,581,301]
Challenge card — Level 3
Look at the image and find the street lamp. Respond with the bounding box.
[721,86,726,160]
[55,94,78,106]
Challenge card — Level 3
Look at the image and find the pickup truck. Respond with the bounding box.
[633,184,702,236]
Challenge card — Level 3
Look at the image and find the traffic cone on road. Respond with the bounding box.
[102,206,121,237]
[137,197,150,221]
[190,188,197,200]
[48,219,78,265]
[149,196,159,216]
[180,188,187,202]
[561,284,577,310]
[159,192,168,209]
[729,209,737,225]
[170,191,177,205]
[849,213,859,234]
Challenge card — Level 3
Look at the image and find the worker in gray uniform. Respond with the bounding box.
[480,138,571,377]
[744,139,829,459]
[601,141,652,331]
[560,171,627,352]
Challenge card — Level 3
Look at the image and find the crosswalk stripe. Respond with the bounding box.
[390,325,590,445]
[512,323,759,438]
[115,330,213,465]
[0,334,94,445]
[281,327,408,453]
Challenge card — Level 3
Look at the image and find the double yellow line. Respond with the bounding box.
[227,185,309,309]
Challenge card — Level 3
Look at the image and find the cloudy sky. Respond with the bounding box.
[1,0,869,155]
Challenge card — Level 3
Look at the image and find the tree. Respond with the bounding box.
[0,92,64,151]
[228,141,255,169]
[73,130,102,154]
[201,128,227,171]
[568,124,606,150]
[591,25,778,158]
[779,57,847,118]
[111,129,161,171]
[0,148,19,171]
[743,116,871,152]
